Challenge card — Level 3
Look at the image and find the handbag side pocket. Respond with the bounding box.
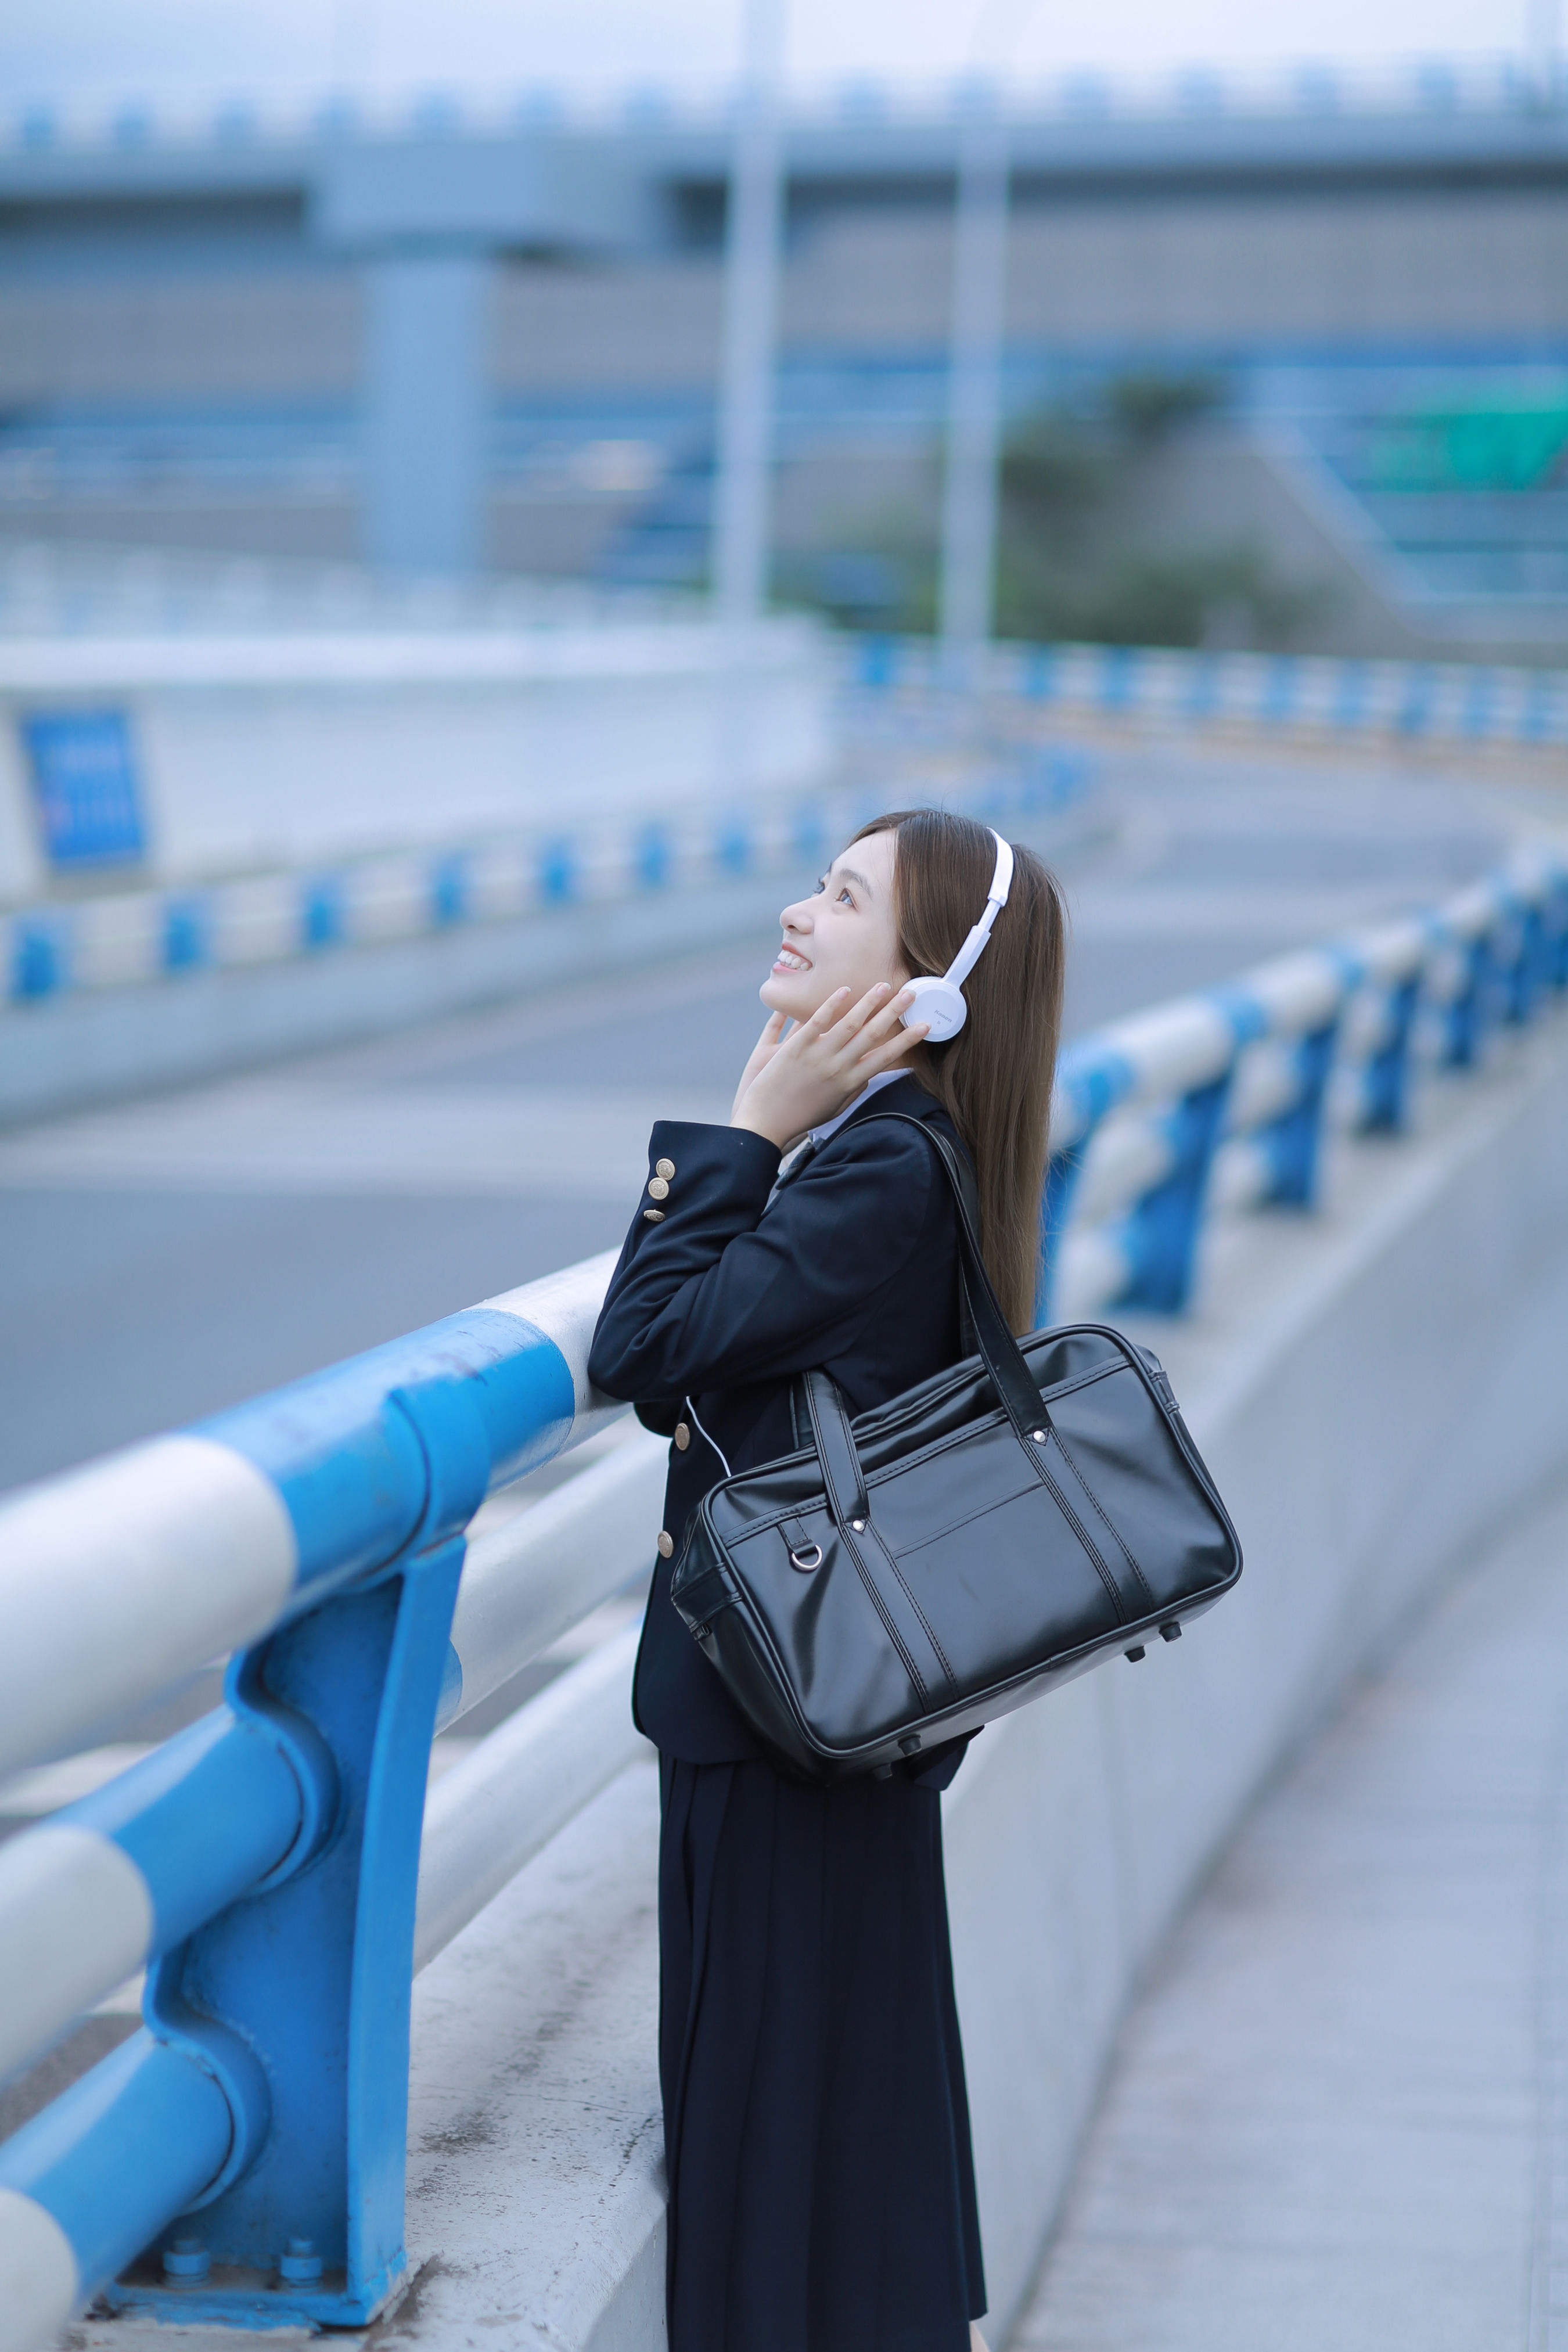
[668,1545,738,1637]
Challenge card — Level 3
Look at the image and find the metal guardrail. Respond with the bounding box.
[11,620,1558,1011]
[853,633,1568,751]
[1046,842,1568,1317]
[2,753,1092,1009]
[1,837,1566,2348]
[0,52,1550,156]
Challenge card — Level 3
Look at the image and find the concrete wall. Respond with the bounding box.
[945,1017,1568,2334]
[329,1011,1568,2352]
[9,186,1568,416]
[0,617,834,901]
[0,268,361,408]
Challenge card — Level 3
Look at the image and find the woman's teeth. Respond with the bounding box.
[775,949,811,971]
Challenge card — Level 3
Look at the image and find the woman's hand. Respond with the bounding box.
[729,1009,790,1123]
[730,984,929,1152]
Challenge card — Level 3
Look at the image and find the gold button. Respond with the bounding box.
[648,1176,670,1200]
[657,1530,674,1558]
[656,1157,675,1179]
[643,1207,665,1223]
[674,1422,691,1451]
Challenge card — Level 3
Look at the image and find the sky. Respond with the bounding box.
[0,0,1547,113]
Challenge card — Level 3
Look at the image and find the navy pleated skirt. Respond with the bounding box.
[658,1753,986,2352]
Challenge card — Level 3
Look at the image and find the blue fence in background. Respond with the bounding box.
[1,747,1093,1010]
[1043,846,1568,1319]
[9,623,1567,1018]
[854,633,1568,751]
[0,831,1566,2350]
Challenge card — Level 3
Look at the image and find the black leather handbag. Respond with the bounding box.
[668,1109,1243,1783]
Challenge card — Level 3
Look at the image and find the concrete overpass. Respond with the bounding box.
[5,70,1568,648]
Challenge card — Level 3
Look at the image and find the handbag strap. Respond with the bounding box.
[802,1365,869,1526]
[790,1103,1053,1535]
[864,1107,1050,1443]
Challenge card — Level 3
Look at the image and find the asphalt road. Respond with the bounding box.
[0,739,1525,1497]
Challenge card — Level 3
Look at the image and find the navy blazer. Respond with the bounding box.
[587,1073,973,1789]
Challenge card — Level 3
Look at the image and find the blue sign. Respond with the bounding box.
[21,709,146,870]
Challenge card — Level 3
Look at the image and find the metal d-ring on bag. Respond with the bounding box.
[669,1107,1244,1784]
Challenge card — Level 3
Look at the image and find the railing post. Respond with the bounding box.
[1438,928,1495,1068]
[0,1299,577,2335]
[97,1537,465,2324]
[1357,974,1422,1134]
[1114,1071,1234,1314]
[89,1350,509,2325]
[1251,1016,1342,1206]
[1107,986,1271,1315]
[1547,869,1568,991]
[1498,891,1546,1025]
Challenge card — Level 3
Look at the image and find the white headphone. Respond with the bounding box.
[897,828,1015,1044]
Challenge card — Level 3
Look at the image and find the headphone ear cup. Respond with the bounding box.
[900,975,968,1042]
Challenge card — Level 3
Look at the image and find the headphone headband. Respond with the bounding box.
[943,829,1014,991]
[898,827,1014,1042]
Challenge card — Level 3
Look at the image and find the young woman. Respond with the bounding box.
[588,807,1067,2352]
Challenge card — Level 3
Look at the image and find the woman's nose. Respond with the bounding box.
[779,898,812,934]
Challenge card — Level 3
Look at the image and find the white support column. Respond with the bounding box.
[939,102,1011,693]
[713,0,786,628]
[363,250,491,574]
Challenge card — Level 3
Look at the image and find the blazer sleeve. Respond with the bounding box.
[588,1115,935,1402]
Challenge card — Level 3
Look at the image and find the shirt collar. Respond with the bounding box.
[807,1067,907,1149]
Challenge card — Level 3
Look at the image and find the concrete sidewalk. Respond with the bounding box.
[1014,1471,1568,2352]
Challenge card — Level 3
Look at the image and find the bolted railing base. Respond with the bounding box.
[99,1534,466,2329]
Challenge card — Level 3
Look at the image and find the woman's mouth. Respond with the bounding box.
[772,947,811,974]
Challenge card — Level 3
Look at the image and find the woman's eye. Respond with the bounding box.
[837,888,854,906]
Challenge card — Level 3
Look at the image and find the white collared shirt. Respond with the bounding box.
[807,1068,905,1150]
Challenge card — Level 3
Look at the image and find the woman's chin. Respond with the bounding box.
[760,972,815,1019]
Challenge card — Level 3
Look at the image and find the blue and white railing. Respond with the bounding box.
[13,622,1555,1016]
[2,754,1093,1010]
[2,835,1566,2350]
[1044,839,1568,1318]
[852,634,1568,752]
[0,1254,668,2343]
[0,51,1551,164]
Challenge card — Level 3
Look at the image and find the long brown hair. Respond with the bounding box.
[851,809,1066,1334]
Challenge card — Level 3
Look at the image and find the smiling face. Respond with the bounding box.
[760,828,911,1023]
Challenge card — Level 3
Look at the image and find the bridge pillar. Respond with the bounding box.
[362,251,492,574]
